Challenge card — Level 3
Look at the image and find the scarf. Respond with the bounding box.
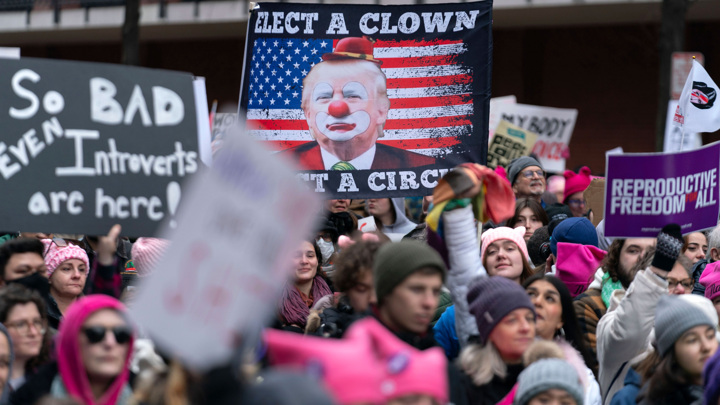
[601,272,624,309]
[280,275,332,328]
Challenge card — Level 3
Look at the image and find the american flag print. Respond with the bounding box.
[245,37,473,158]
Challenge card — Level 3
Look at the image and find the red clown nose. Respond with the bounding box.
[328,100,350,117]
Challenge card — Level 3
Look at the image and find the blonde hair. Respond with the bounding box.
[459,342,507,386]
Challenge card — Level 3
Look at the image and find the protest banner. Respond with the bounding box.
[492,103,578,173]
[584,178,605,227]
[240,1,493,198]
[0,57,203,236]
[604,142,720,238]
[131,123,320,370]
[486,120,538,169]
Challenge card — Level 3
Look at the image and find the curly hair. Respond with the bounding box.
[602,239,625,284]
[333,241,383,293]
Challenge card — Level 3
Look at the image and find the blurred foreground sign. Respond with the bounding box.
[131,124,320,370]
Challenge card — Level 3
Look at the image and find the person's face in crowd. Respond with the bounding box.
[326,199,351,214]
[346,270,376,313]
[386,394,439,405]
[526,280,563,340]
[489,308,535,363]
[617,238,656,284]
[527,389,578,405]
[684,232,708,265]
[484,240,525,282]
[0,332,10,396]
[514,207,543,242]
[512,166,546,198]
[302,60,389,156]
[565,192,586,218]
[674,324,718,381]
[367,199,394,225]
[80,309,131,384]
[379,270,442,334]
[293,241,318,284]
[49,259,87,299]
[3,252,47,284]
[5,302,44,361]
[666,260,693,295]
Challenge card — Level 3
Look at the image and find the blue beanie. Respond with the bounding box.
[550,217,598,256]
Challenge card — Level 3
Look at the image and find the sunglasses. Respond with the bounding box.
[44,237,83,257]
[82,326,132,345]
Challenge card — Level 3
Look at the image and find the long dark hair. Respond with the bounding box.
[507,198,549,229]
[522,274,595,369]
[636,348,697,403]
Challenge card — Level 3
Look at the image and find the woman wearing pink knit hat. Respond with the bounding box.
[563,166,592,218]
[41,238,90,330]
[480,226,534,284]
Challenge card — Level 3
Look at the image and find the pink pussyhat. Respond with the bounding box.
[555,242,607,297]
[700,261,720,301]
[480,226,530,263]
[345,318,448,404]
[264,328,385,405]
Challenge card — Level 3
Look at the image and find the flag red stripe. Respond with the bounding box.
[265,137,463,151]
[380,55,457,68]
[386,74,472,89]
[390,94,472,109]
[248,115,472,131]
[375,39,463,47]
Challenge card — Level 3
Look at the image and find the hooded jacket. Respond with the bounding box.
[378,198,417,238]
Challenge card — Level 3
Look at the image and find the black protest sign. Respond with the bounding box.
[240,1,492,198]
[0,58,199,236]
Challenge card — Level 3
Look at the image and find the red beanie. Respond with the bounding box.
[563,166,592,203]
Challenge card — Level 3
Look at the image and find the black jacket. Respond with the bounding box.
[466,363,524,405]
[10,361,56,405]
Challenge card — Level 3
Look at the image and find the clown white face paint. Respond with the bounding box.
[301,59,390,161]
[312,81,371,142]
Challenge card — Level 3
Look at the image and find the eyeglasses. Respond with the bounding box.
[521,170,545,179]
[567,199,586,207]
[668,278,694,290]
[5,319,46,335]
[82,326,132,345]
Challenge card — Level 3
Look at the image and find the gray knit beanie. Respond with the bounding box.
[373,240,446,306]
[507,156,544,185]
[467,277,535,345]
[655,294,716,355]
[515,359,584,405]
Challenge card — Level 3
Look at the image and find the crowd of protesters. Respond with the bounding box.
[1,154,720,405]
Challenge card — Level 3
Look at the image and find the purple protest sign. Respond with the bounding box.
[604,142,720,238]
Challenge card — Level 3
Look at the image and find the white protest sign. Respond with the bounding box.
[488,95,516,140]
[665,100,701,152]
[358,216,378,233]
[493,103,578,172]
[193,77,213,167]
[0,47,19,59]
[131,123,320,370]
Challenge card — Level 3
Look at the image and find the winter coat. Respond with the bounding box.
[597,269,668,405]
[609,367,641,405]
[692,259,708,296]
[573,268,610,376]
[465,363,523,405]
[433,305,460,360]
